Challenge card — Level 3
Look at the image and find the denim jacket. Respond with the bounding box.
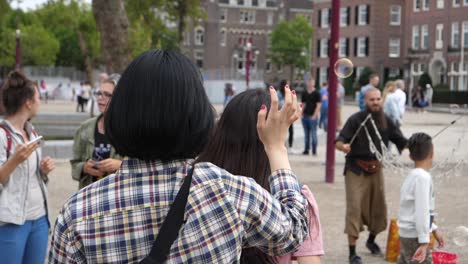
[70,116,120,189]
[0,120,49,225]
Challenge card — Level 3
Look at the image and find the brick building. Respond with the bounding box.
[405,0,468,91]
[180,0,314,86]
[312,0,406,87]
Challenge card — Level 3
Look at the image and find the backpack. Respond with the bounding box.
[0,124,38,159]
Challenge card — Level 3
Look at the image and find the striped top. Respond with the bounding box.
[48,159,308,263]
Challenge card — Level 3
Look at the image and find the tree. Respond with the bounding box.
[0,11,60,67]
[357,67,375,87]
[418,72,433,89]
[164,0,205,46]
[92,0,131,73]
[269,16,313,85]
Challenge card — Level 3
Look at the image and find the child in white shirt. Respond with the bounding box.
[398,133,444,264]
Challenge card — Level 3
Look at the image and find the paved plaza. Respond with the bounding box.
[44,102,468,263]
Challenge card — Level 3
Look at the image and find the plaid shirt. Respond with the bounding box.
[48,159,308,263]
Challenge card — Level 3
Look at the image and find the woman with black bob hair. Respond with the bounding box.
[198,89,324,264]
[49,50,309,263]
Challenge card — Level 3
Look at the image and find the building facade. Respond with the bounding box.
[312,0,407,87]
[180,0,314,87]
[405,0,468,91]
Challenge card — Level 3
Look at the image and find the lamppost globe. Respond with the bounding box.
[255,50,260,56]
[301,50,306,57]
[232,53,238,60]
[16,29,21,37]
[245,41,252,51]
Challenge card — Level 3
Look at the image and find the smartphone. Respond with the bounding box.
[27,136,43,146]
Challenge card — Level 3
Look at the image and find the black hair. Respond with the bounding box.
[408,132,433,161]
[197,89,276,264]
[279,79,288,97]
[104,50,215,161]
[1,71,37,116]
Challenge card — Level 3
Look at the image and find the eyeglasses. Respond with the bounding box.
[95,91,112,99]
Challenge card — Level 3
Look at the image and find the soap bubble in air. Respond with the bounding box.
[452,226,468,247]
[334,58,354,78]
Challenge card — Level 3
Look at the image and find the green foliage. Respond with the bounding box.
[433,91,468,104]
[433,83,450,91]
[418,72,433,88]
[269,16,314,71]
[343,68,357,95]
[357,67,375,87]
[0,8,59,66]
[34,0,100,69]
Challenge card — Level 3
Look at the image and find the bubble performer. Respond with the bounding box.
[335,88,408,264]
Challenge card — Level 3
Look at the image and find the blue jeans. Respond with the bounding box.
[302,116,318,153]
[319,107,328,132]
[0,215,48,264]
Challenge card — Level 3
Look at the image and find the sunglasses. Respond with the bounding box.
[95,91,113,99]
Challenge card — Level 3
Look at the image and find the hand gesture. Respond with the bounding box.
[412,243,428,263]
[40,156,55,175]
[433,230,445,248]
[98,158,122,173]
[11,143,38,164]
[257,85,301,152]
[83,160,105,177]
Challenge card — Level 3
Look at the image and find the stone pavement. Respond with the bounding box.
[44,102,468,263]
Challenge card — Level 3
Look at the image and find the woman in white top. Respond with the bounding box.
[0,71,55,263]
[383,81,402,127]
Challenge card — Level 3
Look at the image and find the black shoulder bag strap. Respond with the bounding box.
[140,164,195,264]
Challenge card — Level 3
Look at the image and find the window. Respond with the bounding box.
[252,0,258,6]
[423,0,430,10]
[195,51,203,69]
[453,0,460,7]
[319,67,328,85]
[412,26,420,49]
[421,25,429,49]
[437,0,444,8]
[339,38,347,57]
[321,8,330,28]
[414,0,421,11]
[266,60,272,72]
[267,12,273,25]
[389,38,400,57]
[220,9,227,23]
[237,0,244,5]
[278,64,283,73]
[320,39,329,58]
[358,5,368,25]
[220,29,227,46]
[240,10,255,24]
[465,0,468,6]
[436,24,444,49]
[389,68,400,78]
[340,8,348,27]
[464,21,468,47]
[390,6,401,25]
[195,27,204,45]
[357,37,367,57]
[452,22,460,48]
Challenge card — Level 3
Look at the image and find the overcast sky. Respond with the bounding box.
[11,0,91,11]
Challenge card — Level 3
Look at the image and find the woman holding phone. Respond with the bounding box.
[0,71,55,263]
[71,74,123,189]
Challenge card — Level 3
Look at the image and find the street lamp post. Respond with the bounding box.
[325,0,341,183]
[15,29,21,70]
[245,42,252,89]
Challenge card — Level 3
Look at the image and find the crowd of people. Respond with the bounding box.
[0,50,445,264]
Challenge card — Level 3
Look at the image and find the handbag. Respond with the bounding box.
[355,159,381,174]
[140,165,194,264]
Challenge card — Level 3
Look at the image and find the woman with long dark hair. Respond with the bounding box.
[198,89,324,264]
[49,50,309,263]
[0,71,55,263]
